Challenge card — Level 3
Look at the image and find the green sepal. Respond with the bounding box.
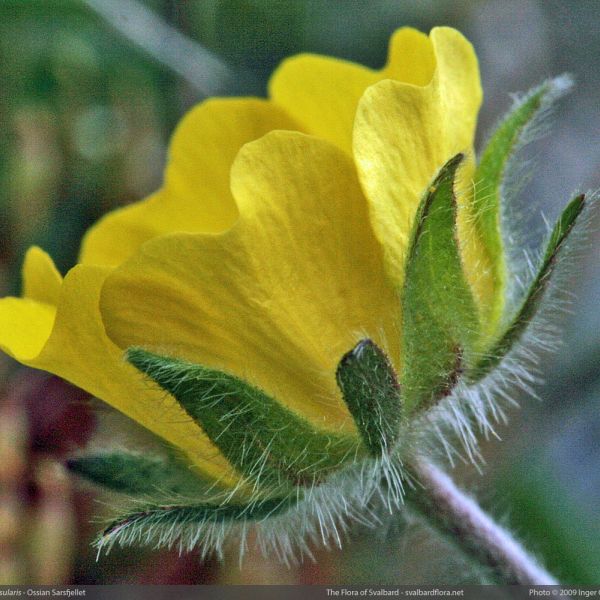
[99,496,299,546]
[66,451,216,498]
[336,339,403,456]
[401,154,479,413]
[127,348,362,494]
[474,76,572,332]
[471,194,586,380]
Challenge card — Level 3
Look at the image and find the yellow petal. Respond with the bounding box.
[0,259,238,484]
[22,246,62,305]
[79,98,300,267]
[100,131,400,433]
[353,27,491,308]
[269,27,436,156]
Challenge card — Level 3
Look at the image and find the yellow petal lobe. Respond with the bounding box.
[80,98,300,267]
[22,246,62,305]
[269,27,436,156]
[382,27,435,85]
[269,53,376,155]
[100,131,400,433]
[0,298,55,362]
[430,27,482,154]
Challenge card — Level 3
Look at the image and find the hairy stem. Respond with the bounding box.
[405,459,557,584]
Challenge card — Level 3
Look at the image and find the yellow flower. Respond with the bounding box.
[0,27,484,487]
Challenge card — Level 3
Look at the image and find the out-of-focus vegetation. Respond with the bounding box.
[0,1,176,287]
[0,0,598,585]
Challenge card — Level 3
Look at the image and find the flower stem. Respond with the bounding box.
[81,0,256,96]
[405,459,557,584]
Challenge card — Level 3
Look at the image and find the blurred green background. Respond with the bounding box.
[0,0,598,585]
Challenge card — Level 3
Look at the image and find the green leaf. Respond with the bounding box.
[127,348,362,494]
[401,154,479,413]
[336,339,403,456]
[471,194,586,379]
[474,76,573,333]
[66,451,217,498]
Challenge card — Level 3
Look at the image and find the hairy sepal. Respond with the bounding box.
[95,456,404,563]
[126,348,363,496]
[475,75,573,326]
[97,496,297,555]
[470,194,586,380]
[411,190,596,474]
[336,339,403,456]
[66,450,221,500]
[401,154,479,413]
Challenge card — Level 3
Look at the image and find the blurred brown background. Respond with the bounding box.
[0,0,598,585]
